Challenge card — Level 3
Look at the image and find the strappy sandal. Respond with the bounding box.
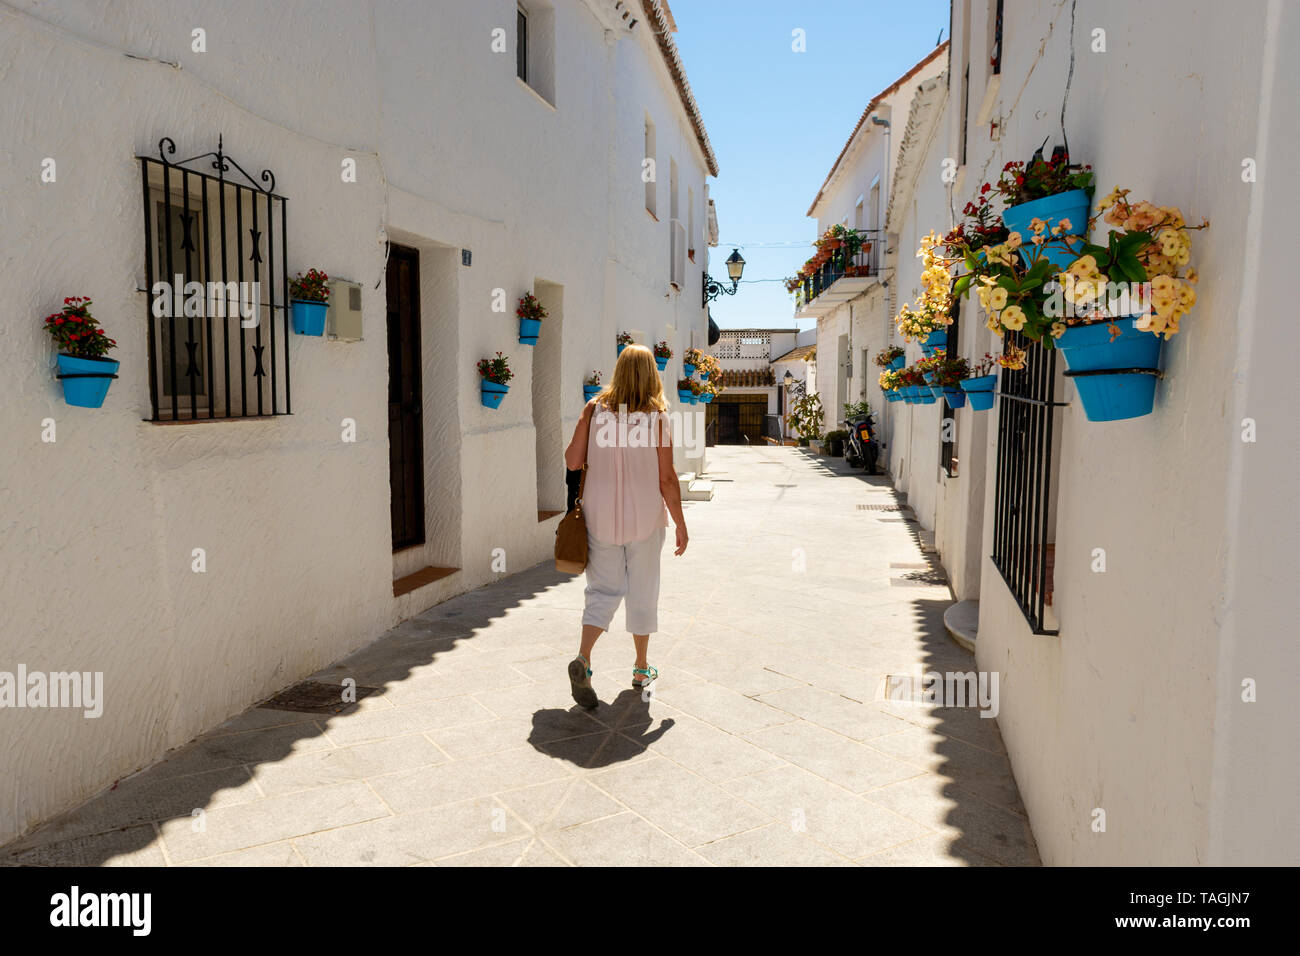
[632,665,659,691]
[568,655,598,709]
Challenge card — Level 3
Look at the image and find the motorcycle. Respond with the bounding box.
[843,413,879,474]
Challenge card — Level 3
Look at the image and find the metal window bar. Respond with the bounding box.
[991,331,1066,635]
[941,297,961,477]
[137,137,290,421]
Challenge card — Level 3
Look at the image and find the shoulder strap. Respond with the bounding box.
[574,463,588,515]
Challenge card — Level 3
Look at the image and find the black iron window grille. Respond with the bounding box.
[991,331,1066,635]
[941,297,962,477]
[137,136,290,421]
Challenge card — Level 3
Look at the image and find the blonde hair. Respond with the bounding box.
[595,343,668,414]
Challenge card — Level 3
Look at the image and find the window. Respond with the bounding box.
[991,333,1065,634]
[644,117,657,216]
[687,186,695,260]
[990,0,1004,75]
[516,3,555,104]
[959,0,972,166]
[941,297,962,477]
[514,8,529,84]
[669,158,679,221]
[138,138,291,421]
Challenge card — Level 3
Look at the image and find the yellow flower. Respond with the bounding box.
[1030,217,1047,235]
[1006,231,1023,249]
[1186,267,1199,285]
[1000,305,1027,331]
[1051,322,1066,339]
[1057,218,1073,233]
[1068,254,1100,279]
[1097,186,1126,212]
[988,287,1008,310]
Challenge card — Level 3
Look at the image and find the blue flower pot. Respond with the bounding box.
[700,370,710,381]
[677,389,692,403]
[885,390,902,403]
[689,393,699,405]
[905,386,921,404]
[920,330,947,357]
[480,379,509,408]
[929,384,945,398]
[943,387,967,408]
[923,371,936,384]
[916,388,936,405]
[291,299,327,336]
[1056,317,1163,421]
[655,356,669,371]
[960,374,998,411]
[583,384,601,402]
[617,342,627,355]
[56,353,119,408]
[1003,188,1092,270]
[701,392,714,404]
[889,355,905,371]
[683,362,696,376]
[519,317,542,346]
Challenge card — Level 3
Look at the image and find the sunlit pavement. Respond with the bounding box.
[2,446,1038,866]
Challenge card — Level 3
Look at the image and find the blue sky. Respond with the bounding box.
[671,0,951,330]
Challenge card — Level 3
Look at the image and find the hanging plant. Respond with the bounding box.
[477,352,513,408]
[652,340,671,371]
[517,293,546,346]
[290,268,330,335]
[583,369,603,402]
[874,345,905,370]
[44,297,119,408]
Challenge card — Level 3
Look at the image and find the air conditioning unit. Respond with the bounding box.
[669,218,686,290]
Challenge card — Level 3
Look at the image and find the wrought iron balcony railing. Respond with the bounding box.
[795,230,883,313]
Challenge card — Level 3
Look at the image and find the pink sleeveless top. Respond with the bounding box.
[583,405,670,546]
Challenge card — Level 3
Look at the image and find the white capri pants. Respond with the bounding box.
[582,527,667,634]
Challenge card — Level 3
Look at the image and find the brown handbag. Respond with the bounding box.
[555,463,589,574]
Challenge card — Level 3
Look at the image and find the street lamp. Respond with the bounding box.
[703,248,746,304]
[783,369,806,397]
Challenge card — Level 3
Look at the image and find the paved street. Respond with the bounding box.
[3,446,1038,866]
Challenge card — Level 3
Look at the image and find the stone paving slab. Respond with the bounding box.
[1,447,1039,867]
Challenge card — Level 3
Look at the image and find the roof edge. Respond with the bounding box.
[639,0,720,177]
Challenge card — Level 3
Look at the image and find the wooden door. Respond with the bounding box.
[386,246,425,550]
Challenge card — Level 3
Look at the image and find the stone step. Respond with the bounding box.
[943,599,979,653]
[685,478,714,501]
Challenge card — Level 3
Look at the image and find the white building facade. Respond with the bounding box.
[800,46,948,437]
[0,0,717,846]
[866,0,1299,864]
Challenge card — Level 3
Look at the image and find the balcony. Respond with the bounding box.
[794,230,883,318]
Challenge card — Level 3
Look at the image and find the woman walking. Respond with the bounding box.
[563,344,688,708]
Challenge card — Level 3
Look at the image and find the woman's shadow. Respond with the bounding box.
[529,687,675,770]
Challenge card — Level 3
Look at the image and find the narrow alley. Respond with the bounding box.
[3,447,1037,866]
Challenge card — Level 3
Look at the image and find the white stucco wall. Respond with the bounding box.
[944,0,1297,864]
[0,0,713,844]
